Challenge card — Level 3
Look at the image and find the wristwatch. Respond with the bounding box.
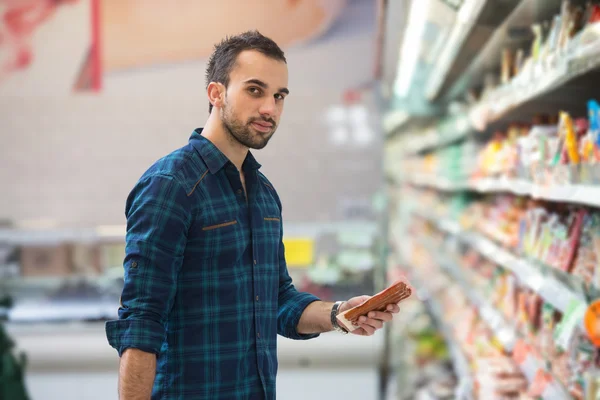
[331,301,349,334]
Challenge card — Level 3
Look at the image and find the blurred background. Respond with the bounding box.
[2,0,600,399]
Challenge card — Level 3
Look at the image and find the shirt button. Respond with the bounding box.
[254,260,257,265]
[256,296,259,302]
[131,261,138,268]
[257,332,260,338]
[237,189,243,195]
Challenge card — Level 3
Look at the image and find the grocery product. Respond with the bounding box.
[336,279,413,332]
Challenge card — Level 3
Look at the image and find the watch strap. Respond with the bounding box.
[331,301,349,334]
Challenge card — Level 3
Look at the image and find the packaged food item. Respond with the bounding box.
[561,208,586,273]
[542,15,562,60]
[572,211,600,289]
[531,23,544,62]
[336,279,414,332]
[502,48,514,84]
[585,3,600,24]
[538,304,561,359]
[565,327,596,399]
[558,1,582,51]
[476,356,530,400]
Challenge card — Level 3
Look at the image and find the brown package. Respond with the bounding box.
[336,280,414,332]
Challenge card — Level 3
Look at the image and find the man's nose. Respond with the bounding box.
[259,97,276,117]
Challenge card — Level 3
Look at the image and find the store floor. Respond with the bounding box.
[11,323,393,400]
[27,368,387,400]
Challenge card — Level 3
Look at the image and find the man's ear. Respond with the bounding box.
[207,82,225,109]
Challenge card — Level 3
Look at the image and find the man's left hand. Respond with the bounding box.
[338,295,400,336]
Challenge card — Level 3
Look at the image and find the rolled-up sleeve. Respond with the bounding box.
[105,173,191,356]
[276,219,320,340]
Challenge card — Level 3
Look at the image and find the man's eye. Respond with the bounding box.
[249,87,262,95]
[275,94,285,100]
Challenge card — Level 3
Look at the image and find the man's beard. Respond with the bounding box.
[221,103,276,150]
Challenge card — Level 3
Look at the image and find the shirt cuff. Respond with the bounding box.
[105,319,165,357]
[279,292,321,340]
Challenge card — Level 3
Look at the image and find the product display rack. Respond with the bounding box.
[385,2,600,398]
[414,274,475,400]
[414,211,588,317]
[398,232,575,400]
[401,174,600,209]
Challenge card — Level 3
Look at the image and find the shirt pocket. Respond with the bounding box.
[256,210,281,266]
[188,206,248,265]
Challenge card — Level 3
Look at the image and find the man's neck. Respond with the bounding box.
[202,111,248,171]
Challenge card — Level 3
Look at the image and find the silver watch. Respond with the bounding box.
[331,301,348,334]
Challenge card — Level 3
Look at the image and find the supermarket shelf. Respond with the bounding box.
[386,115,471,156]
[427,0,522,100]
[404,174,600,209]
[423,242,517,352]
[414,212,588,318]
[463,233,587,315]
[425,297,474,400]
[399,228,574,399]
[395,265,474,399]
[423,241,574,400]
[471,32,600,131]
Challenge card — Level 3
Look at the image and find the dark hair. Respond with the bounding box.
[205,30,287,114]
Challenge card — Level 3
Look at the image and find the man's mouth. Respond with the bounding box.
[251,121,274,133]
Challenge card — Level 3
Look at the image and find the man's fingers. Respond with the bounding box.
[358,324,375,336]
[366,311,393,322]
[353,327,370,336]
[358,316,383,330]
[386,304,400,313]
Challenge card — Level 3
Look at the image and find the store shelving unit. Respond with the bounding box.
[411,235,575,399]
[424,295,474,400]
[393,248,474,400]
[384,2,600,397]
[403,174,600,209]
[414,211,589,318]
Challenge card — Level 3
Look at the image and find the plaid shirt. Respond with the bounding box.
[106,129,320,399]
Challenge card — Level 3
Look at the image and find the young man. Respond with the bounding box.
[106,31,400,400]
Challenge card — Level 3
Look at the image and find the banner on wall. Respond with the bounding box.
[0,0,347,93]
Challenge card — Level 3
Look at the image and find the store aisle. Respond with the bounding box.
[26,368,385,400]
[15,323,390,400]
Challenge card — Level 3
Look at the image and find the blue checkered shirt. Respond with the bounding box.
[105,129,320,399]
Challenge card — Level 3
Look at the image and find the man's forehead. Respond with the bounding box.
[230,50,288,84]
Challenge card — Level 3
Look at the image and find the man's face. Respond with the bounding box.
[220,50,289,150]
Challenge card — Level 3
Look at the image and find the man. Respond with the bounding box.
[106,31,400,400]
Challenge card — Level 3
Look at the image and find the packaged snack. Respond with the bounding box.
[551,112,580,185]
[543,15,562,59]
[531,23,544,62]
[586,3,600,24]
[561,208,586,273]
[502,48,514,84]
[336,279,414,332]
[573,211,600,289]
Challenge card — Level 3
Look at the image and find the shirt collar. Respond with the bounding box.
[189,128,261,174]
